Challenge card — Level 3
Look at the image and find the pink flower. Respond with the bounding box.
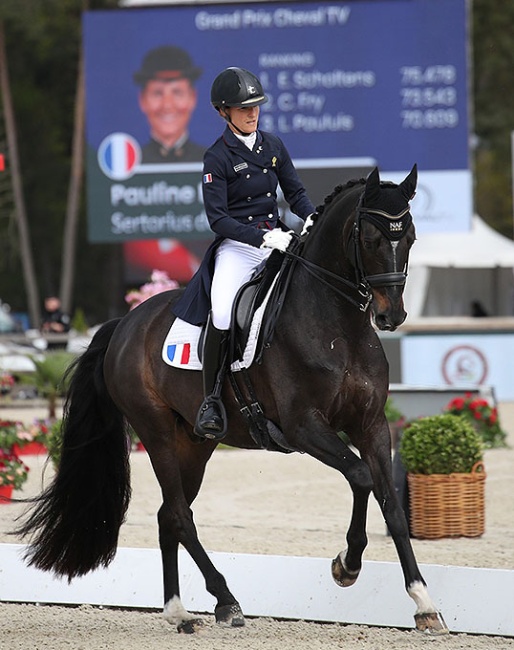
[125,270,179,310]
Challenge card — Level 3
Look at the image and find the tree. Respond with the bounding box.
[0,20,40,326]
[472,0,514,237]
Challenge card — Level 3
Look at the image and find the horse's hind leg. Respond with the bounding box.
[132,409,244,633]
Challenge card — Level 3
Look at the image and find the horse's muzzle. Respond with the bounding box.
[374,309,407,332]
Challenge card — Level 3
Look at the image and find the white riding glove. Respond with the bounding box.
[260,229,293,253]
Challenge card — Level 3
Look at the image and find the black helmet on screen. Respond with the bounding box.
[210,67,268,109]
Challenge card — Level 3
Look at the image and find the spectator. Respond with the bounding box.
[40,296,71,334]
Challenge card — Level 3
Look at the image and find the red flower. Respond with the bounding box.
[448,397,465,410]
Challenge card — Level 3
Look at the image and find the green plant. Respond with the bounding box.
[445,394,507,449]
[46,419,63,469]
[71,308,89,333]
[30,352,75,419]
[0,449,30,490]
[385,396,405,426]
[400,413,483,475]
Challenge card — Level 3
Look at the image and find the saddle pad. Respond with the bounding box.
[162,276,278,372]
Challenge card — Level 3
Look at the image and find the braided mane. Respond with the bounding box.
[313,177,366,223]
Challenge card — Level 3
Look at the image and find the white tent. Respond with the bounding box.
[403,215,514,317]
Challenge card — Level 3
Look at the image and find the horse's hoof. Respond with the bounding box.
[331,553,360,587]
[215,602,245,627]
[177,618,206,634]
[414,612,449,635]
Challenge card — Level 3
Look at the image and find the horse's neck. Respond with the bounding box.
[288,186,370,329]
[303,192,357,276]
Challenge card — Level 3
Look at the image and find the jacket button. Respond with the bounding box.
[248,216,253,221]
[266,192,271,197]
[247,197,252,201]
[246,174,250,179]
[263,168,268,173]
[268,213,273,218]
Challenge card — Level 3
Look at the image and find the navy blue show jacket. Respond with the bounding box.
[173,126,315,326]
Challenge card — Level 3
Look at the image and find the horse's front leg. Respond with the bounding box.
[361,420,449,635]
[331,479,371,588]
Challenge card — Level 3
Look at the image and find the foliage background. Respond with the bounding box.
[0,0,513,326]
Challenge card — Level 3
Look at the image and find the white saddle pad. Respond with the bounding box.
[162,276,278,372]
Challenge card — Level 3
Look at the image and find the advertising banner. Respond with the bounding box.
[84,0,471,268]
[401,334,514,401]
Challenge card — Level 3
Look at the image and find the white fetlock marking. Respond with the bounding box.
[163,596,198,624]
[408,581,437,614]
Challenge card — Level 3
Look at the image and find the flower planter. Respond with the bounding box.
[12,442,47,456]
[0,484,13,503]
[407,461,486,539]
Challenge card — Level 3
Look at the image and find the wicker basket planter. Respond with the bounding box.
[407,461,486,539]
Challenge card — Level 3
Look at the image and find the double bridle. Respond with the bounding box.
[285,195,413,312]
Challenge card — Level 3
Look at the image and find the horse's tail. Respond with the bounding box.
[16,318,131,580]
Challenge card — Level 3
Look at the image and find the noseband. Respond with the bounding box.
[286,190,413,312]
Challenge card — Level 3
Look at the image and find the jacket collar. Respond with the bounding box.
[222,125,263,152]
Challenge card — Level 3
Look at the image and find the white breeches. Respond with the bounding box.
[211,239,272,330]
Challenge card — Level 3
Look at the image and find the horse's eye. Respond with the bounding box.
[363,238,375,250]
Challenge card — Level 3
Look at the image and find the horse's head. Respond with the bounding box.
[351,165,417,331]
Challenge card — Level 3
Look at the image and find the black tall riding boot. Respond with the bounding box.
[194,317,229,440]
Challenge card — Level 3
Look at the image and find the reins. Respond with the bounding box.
[285,247,372,311]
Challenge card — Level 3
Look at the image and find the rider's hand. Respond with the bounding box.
[260,229,293,253]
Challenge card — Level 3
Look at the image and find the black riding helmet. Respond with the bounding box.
[211,67,268,110]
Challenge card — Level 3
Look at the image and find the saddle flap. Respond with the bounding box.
[231,251,285,361]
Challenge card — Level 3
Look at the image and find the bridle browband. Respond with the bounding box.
[285,191,413,312]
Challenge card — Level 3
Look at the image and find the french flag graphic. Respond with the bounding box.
[167,342,191,366]
[97,133,141,180]
[203,173,213,184]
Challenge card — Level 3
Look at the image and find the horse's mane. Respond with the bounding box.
[308,177,366,230]
[310,176,400,228]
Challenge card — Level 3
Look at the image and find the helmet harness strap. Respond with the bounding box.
[219,107,255,137]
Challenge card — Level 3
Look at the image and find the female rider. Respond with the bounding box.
[173,67,315,440]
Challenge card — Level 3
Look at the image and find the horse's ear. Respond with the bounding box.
[399,164,418,200]
[364,167,381,204]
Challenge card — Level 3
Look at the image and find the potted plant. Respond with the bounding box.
[11,420,51,456]
[0,420,21,450]
[445,393,507,448]
[399,413,485,539]
[0,372,15,396]
[0,449,30,503]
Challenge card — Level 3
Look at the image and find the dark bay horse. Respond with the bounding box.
[17,165,448,635]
